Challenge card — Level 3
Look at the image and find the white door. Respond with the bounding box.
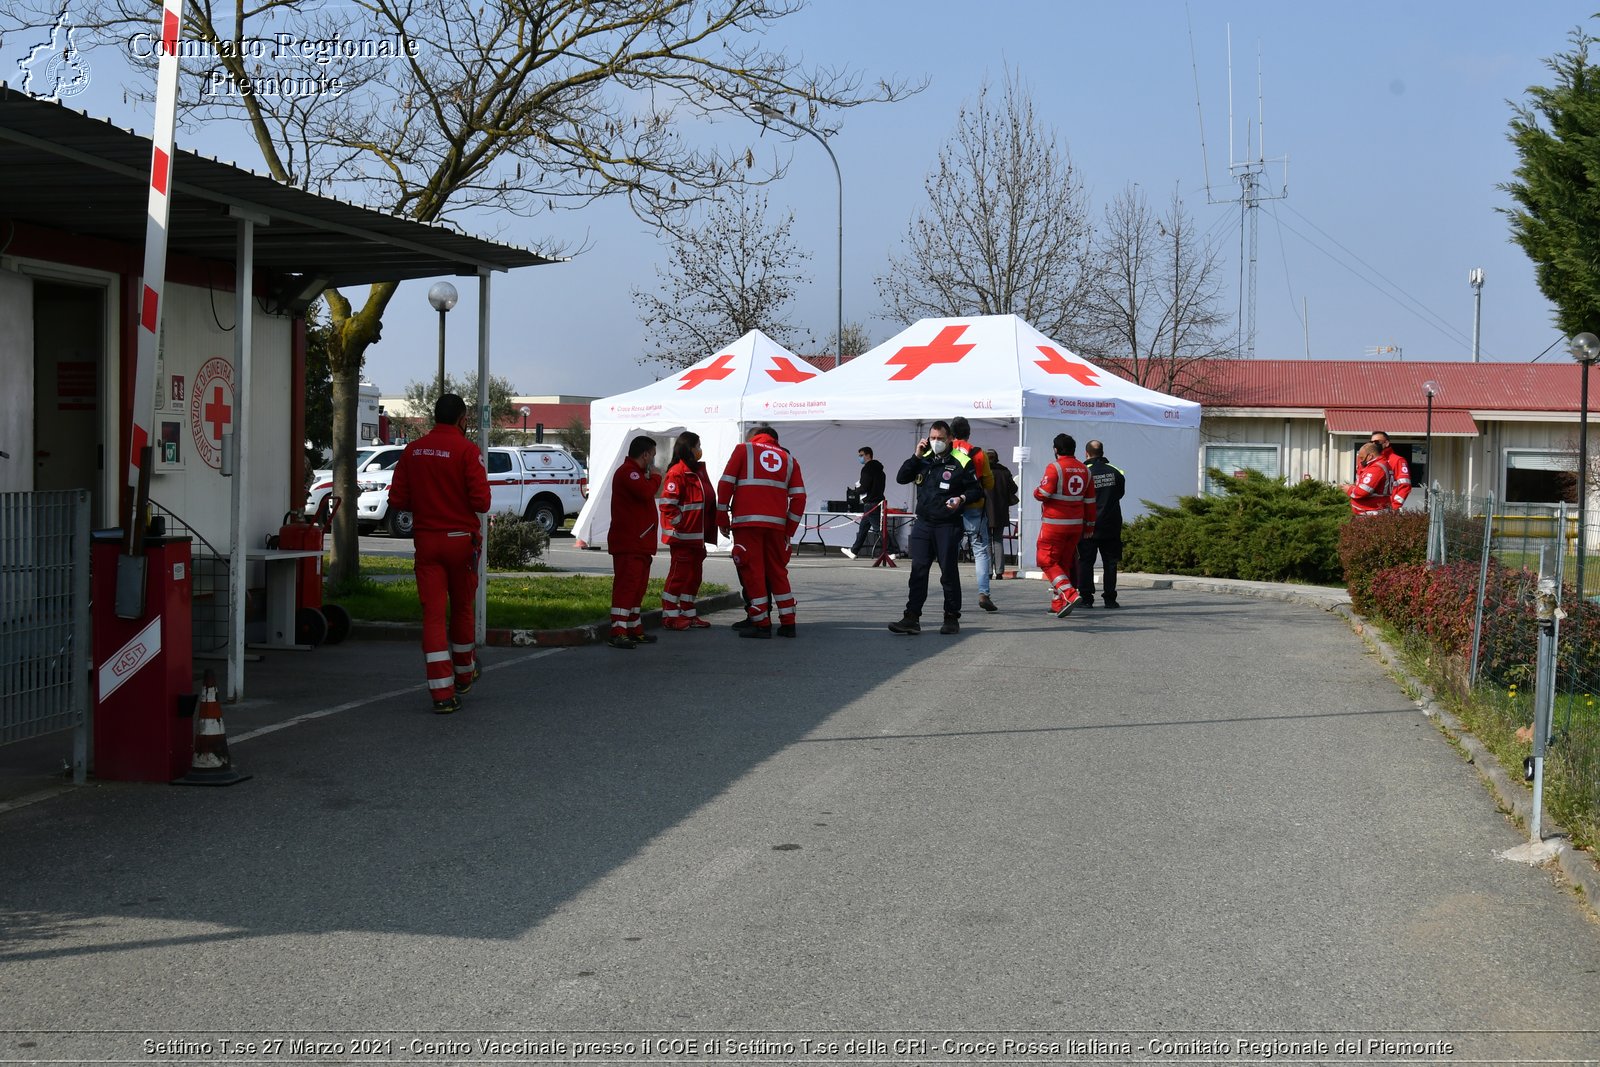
[486,450,521,514]
[0,271,33,493]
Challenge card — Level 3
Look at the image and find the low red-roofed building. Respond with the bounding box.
[1124,359,1597,512]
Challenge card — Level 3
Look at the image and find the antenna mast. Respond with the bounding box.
[1209,26,1288,358]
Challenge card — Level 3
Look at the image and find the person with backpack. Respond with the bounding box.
[984,449,1019,581]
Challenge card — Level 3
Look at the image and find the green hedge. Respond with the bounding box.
[1335,510,1428,615]
[1121,469,1349,583]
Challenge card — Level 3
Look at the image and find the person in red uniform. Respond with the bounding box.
[1369,430,1412,510]
[608,435,661,649]
[717,423,806,639]
[1347,442,1393,517]
[386,393,491,713]
[1033,433,1096,618]
[658,431,717,630]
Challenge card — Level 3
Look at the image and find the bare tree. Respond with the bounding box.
[633,190,811,369]
[821,322,873,363]
[20,0,919,584]
[1080,184,1235,399]
[875,73,1094,343]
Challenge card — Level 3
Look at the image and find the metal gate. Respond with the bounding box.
[0,490,91,783]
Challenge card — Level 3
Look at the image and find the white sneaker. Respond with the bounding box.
[841,548,856,559]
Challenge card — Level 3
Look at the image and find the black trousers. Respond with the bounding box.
[905,520,963,618]
[851,504,883,554]
[1076,537,1121,603]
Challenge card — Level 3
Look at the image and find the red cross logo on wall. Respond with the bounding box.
[205,386,232,442]
[886,325,975,381]
[678,354,737,390]
[187,356,237,469]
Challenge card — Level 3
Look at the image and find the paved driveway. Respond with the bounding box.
[2,561,1597,1061]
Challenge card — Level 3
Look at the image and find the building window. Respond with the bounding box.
[360,422,378,443]
[1505,450,1576,504]
[1204,444,1279,494]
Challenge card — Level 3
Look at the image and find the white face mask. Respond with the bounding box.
[930,438,949,455]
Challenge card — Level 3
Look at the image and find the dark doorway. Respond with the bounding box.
[33,281,105,521]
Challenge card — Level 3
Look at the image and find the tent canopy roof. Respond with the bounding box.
[593,330,816,425]
[746,315,1201,428]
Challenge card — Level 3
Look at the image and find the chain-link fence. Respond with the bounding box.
[1425,491,1599,844]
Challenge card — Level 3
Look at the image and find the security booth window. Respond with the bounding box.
[1203,444,1279,495]
[1505,449,1577,504]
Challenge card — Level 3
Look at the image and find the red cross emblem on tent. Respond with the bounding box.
[678,354,737,390]
[765,356,815,383]
[886,325,975,380]
[1035,345,1100,386]
[187,356,237,469]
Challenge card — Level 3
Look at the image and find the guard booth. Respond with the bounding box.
[0,85,556,782]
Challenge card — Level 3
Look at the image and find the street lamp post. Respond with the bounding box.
[427,281,459,398]
[1422,379,1441,512]
[755,103,843,367]
[520,405,531,442]
[1568,333,1599,605]
[1469,268,1485,363]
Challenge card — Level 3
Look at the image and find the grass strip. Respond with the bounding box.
[333,575,729,631]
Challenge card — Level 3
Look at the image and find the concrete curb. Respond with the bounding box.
[350,590,746,648]
[1124,570,1599,915]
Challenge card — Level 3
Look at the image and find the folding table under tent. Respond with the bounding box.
[572,330,821,548]
[743,314,1202,573]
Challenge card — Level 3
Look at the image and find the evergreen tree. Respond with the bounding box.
[1503,22,1600,336]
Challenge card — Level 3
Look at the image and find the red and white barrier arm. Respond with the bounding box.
[125,0,186,524]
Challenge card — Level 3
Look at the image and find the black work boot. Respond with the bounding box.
[939,613,960,635]
[887,614,921,635]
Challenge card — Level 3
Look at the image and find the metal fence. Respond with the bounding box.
[0,490,91,783]
[1427,490,1599,842]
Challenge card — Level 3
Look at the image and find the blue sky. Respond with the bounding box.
[8,0,1595,397]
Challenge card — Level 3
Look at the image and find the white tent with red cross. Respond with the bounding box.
[743,314,1201,572]
[573,329,821,547]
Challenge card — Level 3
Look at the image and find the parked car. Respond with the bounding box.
[355,444,588,538]
[304,445,406,519]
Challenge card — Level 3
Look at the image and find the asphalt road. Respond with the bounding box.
[3,560,1599,1063]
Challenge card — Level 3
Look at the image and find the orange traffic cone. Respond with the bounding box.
[173,670,251,786]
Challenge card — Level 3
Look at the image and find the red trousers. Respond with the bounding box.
[414,530,478,702]
[662,542,706,620]
[611,552,653,637]
[731,526,794,629]
[1037,532,1082,604]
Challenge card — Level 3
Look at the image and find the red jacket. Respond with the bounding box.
[387,423,491,535]
[717,434,806,536]
[660,460,717,546]
[1033,454,1096,538]
[609,456,661,555]
[1347,457,1392,515]
[1380,447,1412,509]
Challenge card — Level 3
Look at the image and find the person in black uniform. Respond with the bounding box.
[844,445,887,559]
[888,421,984,635]
[1075,439,1126,608]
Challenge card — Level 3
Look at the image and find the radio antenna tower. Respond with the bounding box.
[1190,17,1289,358]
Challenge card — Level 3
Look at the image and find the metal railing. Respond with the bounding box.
[0,490,91,783]
[147,498,231,659]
